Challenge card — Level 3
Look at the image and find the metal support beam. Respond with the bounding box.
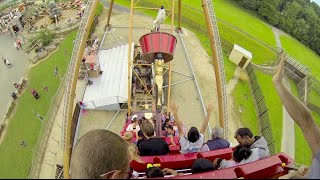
[163,77,193,88]
[134,7,171,11]
[63,0,100,178]
[170,69,193,78]
[177,0,182,31]
[106,110,120,130]
[304,76,308,104]
[178,32,212,136]
[110,30,121,45]
[106,0,114,29]
[127,0,135,116]
[201,0,224,132]
[166,0,174,114]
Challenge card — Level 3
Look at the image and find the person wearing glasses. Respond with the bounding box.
[70,130,132,179]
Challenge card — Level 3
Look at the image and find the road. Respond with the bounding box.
[0,33,30,124]
[271,26,295,158]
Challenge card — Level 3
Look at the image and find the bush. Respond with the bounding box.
[37,29,56,46]
[95,3,103,17]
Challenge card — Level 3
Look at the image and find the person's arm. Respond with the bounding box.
[272,54,320,156]
[126,124,132,131]
[165,140,170,154]
[162,168,180,177]
[278,167,309,180]
[169,134,176,146]
[200,144,210,152]
[200,104,214,135]
[170,102,184,138]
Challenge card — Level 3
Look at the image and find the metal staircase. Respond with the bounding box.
[61,0,95,150]
[206,0,229,138]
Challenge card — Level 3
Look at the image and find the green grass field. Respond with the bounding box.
[232,79,259,135]
[0,31,77,178]
[181,0,276,48]
[255,71,283,153]
[280,35,320,81]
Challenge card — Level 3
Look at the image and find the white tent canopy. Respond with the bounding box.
[82,43,134,110]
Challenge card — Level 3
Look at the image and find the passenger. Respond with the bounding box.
[273,55,320,179]
[136,130,146,148]
[126,115,140,132]
[173,120,186,137]
[145,165,180,178]
[170,102,214,154]
[234,127,270,162]
[70,129,131,179]
[145,167,164,178]
[164,125,175,137]
[164,125,177,146]
[122,131,133,144]
[127,143,141,178]
[201,126,231,152]
[191,158,215,174]
[138,122,170,156]
[162,117,171,130]
[278,166,310,179]
[213,145,252,169]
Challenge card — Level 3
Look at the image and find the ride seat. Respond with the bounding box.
[197,148,233,161]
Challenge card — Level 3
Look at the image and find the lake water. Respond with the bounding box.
[0,33,29,124]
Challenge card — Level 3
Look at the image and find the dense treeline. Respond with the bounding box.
[234,0,320,55]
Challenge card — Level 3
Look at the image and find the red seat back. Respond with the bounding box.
[161,136,180,145]
[130,156,154,172]
[171,153,293,179]
[130,148,234,172]
[169,145,180,155]
[197,148,233,161]
[239,155,284,179]
[154,153,198,170]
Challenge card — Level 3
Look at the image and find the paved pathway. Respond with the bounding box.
[271,27,295,158]
[0,33,30,124]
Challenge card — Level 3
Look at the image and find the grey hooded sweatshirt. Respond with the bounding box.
[240,136,270,164]
[220,136,270,169]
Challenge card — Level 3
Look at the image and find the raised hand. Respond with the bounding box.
[206,104,214,114]
[170,102,179,113]
[272,51,286,84]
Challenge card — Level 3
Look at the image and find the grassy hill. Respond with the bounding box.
[0,31,77,178]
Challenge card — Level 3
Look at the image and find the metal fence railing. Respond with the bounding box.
[28,73,67,179]
[246,63,276,155]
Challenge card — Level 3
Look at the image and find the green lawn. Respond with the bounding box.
[218,21,277,65]
[280,35,320,81]
[0,31,77,178]
[181,0,276,48]
[255,71,282,153]
[309,90,320,108]
[232,79,258,135]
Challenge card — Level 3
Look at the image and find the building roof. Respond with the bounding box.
[233,44,252,59]
[82,43,134,109]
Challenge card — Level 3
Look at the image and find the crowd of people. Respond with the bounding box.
[70,57,319,179]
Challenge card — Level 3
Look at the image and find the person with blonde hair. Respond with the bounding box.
[122,132,133,144]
